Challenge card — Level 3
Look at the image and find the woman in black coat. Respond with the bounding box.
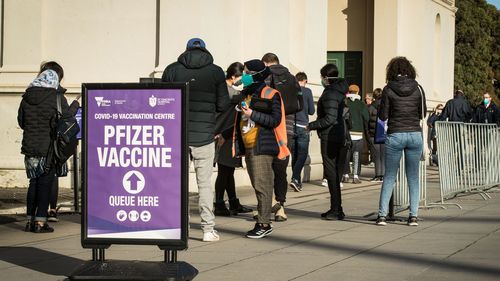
[308,63,349,220]
[17,61,78,233]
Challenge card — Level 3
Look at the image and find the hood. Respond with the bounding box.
[346,93,361,101]
[177,48,213,69]
[325,78,349,95]
[269,64,289,76]
[22,87,55,106]
[387,76,419,97]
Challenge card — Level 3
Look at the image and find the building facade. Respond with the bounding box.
[0,0,456,190]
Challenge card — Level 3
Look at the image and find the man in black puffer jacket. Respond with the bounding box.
[162,38,230,242]
[440,90,473,122]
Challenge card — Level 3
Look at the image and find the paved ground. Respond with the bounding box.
[0,166,499,281]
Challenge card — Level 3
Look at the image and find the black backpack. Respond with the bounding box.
[52,92,80,163]
[271,72,303,115]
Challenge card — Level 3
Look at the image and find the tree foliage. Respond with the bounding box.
[455,0,499,106]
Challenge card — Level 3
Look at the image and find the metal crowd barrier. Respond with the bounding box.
[433,121,500,208]
[393,152,428,212]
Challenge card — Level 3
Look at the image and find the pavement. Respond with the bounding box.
[0,166,499,281]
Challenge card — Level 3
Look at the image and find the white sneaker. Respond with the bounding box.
[322,179,328,187]
[202,230,220,242]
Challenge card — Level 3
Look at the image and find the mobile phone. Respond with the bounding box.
[241,101,247,108]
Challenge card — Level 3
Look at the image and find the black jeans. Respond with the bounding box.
[26,168,55,222]
[273,156,289,204]
[321,140,347,212]
[215,164,237,203]
[50,176,59,210]
[290,127,310,183]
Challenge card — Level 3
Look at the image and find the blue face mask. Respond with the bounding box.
[241,73,254,87]
[484,99,490,105]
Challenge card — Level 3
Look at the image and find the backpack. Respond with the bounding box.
[52,92,80,164]
[271,72,303,115]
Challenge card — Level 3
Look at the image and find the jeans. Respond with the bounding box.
[190,143,216,233]
[344,139,364,176]
[378,132,423,217]
[290,127,310,183]
[26,168,55,222]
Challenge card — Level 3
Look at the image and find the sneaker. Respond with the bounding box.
[321,210,345,220]
[352,177,361,184]
[33,223,54,233]
[202,230,220,242]
[321,179,328,187]
[369,177,379,182]
[47,210,59,222]
[407,216,418,226]
[274,205,287,222]
[342,174,350,183]
[376,216,387,226]
[246,223,273,239]
[290,178,302,192]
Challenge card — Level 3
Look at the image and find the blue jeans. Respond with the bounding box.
[289,127,310,183]
[378,132,422,217]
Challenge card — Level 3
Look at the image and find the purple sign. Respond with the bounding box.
[86,88,182,240]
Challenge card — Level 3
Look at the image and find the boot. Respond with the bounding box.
[229,198,253,215]
[214,202,231,216]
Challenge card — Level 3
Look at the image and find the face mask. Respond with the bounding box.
[484,99,490,105]
[241,73,254,87]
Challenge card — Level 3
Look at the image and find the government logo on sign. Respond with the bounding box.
[149,95,157,107]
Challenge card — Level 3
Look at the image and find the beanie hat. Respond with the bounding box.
[186,38,206,49]
[244,59,270,82]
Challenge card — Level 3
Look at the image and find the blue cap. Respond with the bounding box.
[186,38,206,49]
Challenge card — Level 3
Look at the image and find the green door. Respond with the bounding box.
[327,51,363,95]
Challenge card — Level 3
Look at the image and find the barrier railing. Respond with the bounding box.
[434,122,500,208]
[393,153,428,212]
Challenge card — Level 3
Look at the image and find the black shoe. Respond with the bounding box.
[214,202,231,216]
[321,210,345,220]
[376,216,387,226]
[246,223,273,239]
[47,210,59,222]
[290,178,302,192]
[407,216,418,226]
[33,223,54,233]
[24,221,34,232]
[228,198,253,215]
[369,177,379,182]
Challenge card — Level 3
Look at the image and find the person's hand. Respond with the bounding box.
[241,105,253,118]
[214,134,225,147]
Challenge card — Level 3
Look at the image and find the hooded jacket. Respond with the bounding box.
[378,76,427,134]
[440,95,473,123]
[346,94,369,134]
[17,87,70,157]
[308,79,349,143]
[162,47,230,146]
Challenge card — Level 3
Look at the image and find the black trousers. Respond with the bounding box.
[26,168,55,221]
[321,140,347,212]
[215,164,237,203]
[50,176,59,210]
[272,155,289,204]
